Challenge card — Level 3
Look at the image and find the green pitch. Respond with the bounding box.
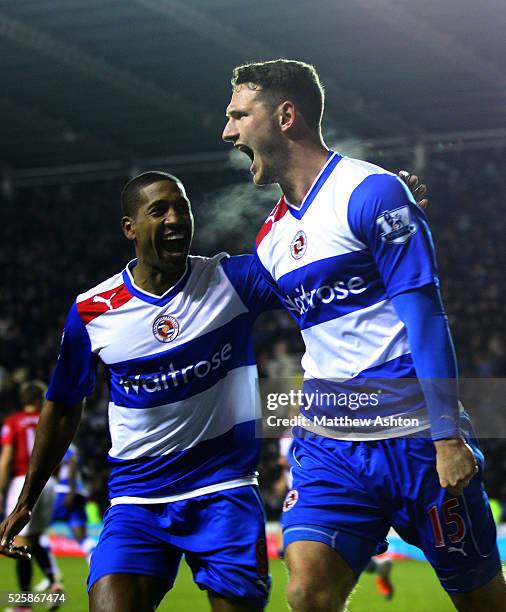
[0,556,456,611]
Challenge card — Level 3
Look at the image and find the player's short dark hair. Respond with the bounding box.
[231,59,324,132]
[121,171,182,217]
[19,380,47,406]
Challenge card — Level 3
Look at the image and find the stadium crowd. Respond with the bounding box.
[1,149,505,519]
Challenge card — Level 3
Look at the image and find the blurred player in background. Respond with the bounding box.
[35,444,97,592]
[362,558,394,601]
[223,59,506,611]
[0,381,63,608]
[52,444,96,563]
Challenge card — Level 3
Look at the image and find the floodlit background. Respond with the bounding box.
[0,1,505,609]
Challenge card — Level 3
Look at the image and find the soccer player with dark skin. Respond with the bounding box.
[0,178,262,612]
[222,59,506,612]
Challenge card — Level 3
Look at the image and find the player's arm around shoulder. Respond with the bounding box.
[397,170,429,209]
[221,253,282,316]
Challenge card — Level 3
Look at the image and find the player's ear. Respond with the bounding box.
[278,101,296,132]
[121,216,136,241]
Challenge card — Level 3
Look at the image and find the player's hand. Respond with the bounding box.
[0,507,32,559]
[398,170,429,210]
[434,437,479,496]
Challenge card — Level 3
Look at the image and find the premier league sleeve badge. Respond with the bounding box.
[376,205,417,244]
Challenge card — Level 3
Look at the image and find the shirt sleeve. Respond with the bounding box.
[348,173,439,298]
[1,418,14,446]
[46,302,98,405]
[391,285,460,440]
[220,254,282,317]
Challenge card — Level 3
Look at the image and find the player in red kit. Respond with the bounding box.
[0,381,63,609]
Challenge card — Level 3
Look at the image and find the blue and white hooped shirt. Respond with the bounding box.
[255,152,440,438]
[47,253,279,503]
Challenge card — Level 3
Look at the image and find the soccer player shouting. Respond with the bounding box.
[223,59,505,611]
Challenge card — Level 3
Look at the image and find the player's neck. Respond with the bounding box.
[132,261,187,296]
[279,142,329,206]
[23,404,39,413]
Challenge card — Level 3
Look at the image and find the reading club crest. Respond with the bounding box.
[152,315,179,343]
[282,488,299,512]
[290,230,307,259]
[376,205,417,244]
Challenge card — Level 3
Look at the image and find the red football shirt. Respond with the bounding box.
[1,411,40,477]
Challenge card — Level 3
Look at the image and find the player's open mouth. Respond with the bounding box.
[236,144,255,169]
[161,234,186,254]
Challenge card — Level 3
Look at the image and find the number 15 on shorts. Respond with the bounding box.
[428,498,466,548]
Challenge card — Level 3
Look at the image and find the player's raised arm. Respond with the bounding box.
[0,399,83,557]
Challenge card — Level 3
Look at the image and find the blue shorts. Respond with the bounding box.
[87,485,270,608]
[282,433,501,594]
[52,492,88,528]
